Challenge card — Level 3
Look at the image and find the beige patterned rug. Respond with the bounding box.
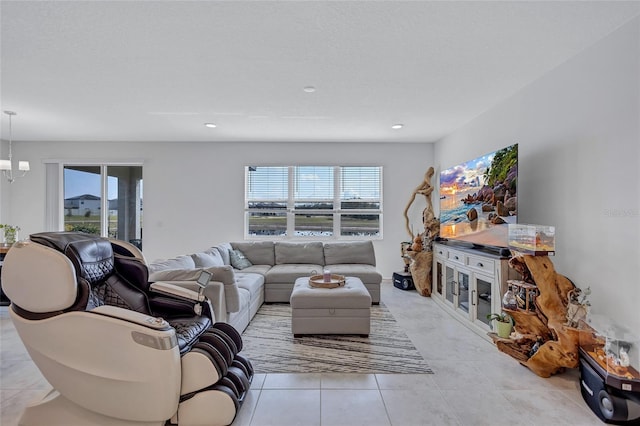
[240,303,433,374]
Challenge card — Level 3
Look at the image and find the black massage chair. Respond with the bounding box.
[1,231,253,426]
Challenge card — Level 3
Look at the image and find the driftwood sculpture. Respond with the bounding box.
[403,166,439,297]
[490,254,598,377]
[407,250,433,297]
[403,167,436,241]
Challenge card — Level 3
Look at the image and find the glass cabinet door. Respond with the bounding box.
[456,269,470,314]
[434,258,444,299]
[445,265,455,305]
[473,274,494,329]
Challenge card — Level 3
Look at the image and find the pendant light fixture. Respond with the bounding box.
[1,111,30,183]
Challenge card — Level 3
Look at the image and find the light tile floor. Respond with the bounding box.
[1,281,602,425]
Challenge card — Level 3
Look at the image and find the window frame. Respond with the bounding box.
[44,159,144,241]
[245,165,383,240]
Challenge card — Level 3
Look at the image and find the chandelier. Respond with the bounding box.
[1,111,30,183]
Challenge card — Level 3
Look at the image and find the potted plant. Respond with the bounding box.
[487,312,514,338]
[0,224,20,246]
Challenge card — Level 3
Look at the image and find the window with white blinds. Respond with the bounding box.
[245,166,382,238]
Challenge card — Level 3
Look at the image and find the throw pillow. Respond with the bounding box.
[229,248,252,270]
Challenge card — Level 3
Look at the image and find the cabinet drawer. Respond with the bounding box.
[447,249,465,265]
[466,255,495,274]
[434,245,447,258]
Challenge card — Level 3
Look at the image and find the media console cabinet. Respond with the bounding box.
[431,242,520,341]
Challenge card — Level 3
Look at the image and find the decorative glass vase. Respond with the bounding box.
[3,229,18,246]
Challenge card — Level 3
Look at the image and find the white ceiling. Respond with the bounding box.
[1,1,639,144]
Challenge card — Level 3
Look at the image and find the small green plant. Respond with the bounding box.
[0,224,21,245]
[486,312,512,323]
[487,312,514,338]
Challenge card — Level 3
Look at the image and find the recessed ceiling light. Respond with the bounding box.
[391,124,404,129]
[204,123,217,128]
[303,86,316,93]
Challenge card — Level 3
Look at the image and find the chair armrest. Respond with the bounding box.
[149,266,235,286]
[92,305,172,331]
[154,280,227,323]
[150,281,205,302]
[149,266,238,317]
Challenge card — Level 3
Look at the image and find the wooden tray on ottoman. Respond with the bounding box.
[309,274,346,289]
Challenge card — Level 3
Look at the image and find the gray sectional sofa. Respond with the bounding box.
[147,241,382,333]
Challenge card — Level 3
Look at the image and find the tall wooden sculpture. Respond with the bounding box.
[403,166,439,296]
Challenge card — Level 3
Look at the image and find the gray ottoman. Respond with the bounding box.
[290,276,371,337]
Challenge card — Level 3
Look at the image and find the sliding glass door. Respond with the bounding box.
[62,164,143,248]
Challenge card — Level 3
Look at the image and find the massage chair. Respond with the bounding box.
[1,231,253,426]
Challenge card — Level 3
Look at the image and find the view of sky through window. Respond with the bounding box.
[64,168,143,200]
[248,166,380,199]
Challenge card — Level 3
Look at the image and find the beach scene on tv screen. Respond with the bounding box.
[439,144,518,248]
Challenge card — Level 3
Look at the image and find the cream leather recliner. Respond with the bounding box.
[1,231,253,426]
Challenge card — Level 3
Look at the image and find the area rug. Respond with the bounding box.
[240,303,433,374]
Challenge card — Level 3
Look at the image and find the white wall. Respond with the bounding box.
[2,140,434,278]
[0,140,10,225]
[435,17,640,331]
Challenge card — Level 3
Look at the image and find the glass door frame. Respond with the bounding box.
[471,272,496,331]
[433,254,445,301]
[45,159,143,240]
[453,266,471,320]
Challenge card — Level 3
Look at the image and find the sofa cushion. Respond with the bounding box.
[275,241,325,265]
[231,241,275,266]
[324,264,383,285]
[148,255,196,273]
[265,264,324,284]
[323,241,376,266]
[227,287,251,332]
[229,249,252,270]
[234,272,264,300]
[239,264,272,276]
[191,250,224,268]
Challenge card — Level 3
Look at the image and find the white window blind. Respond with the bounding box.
[247,166,288,200]
[245,165,382,239]
[341,166,381,201]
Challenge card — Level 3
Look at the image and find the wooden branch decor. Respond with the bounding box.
[490,253,587,378]
[408,250,432,297]
[402,166,439,297]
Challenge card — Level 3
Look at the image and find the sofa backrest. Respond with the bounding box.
[191,249,226,268]
[148,240,378,275]
[274,242,324,265]
[230,241,275,266]
[323,241,376,266]
[148,255,196,274]
[213,243,233,266]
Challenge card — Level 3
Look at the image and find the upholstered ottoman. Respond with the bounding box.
[290,276,371,337]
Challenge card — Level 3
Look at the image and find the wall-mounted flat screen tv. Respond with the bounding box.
[439,143,518,250]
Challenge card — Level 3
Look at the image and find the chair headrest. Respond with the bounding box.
[30,232,114,285]
[110,238,147,264]
[1,241,78,313]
